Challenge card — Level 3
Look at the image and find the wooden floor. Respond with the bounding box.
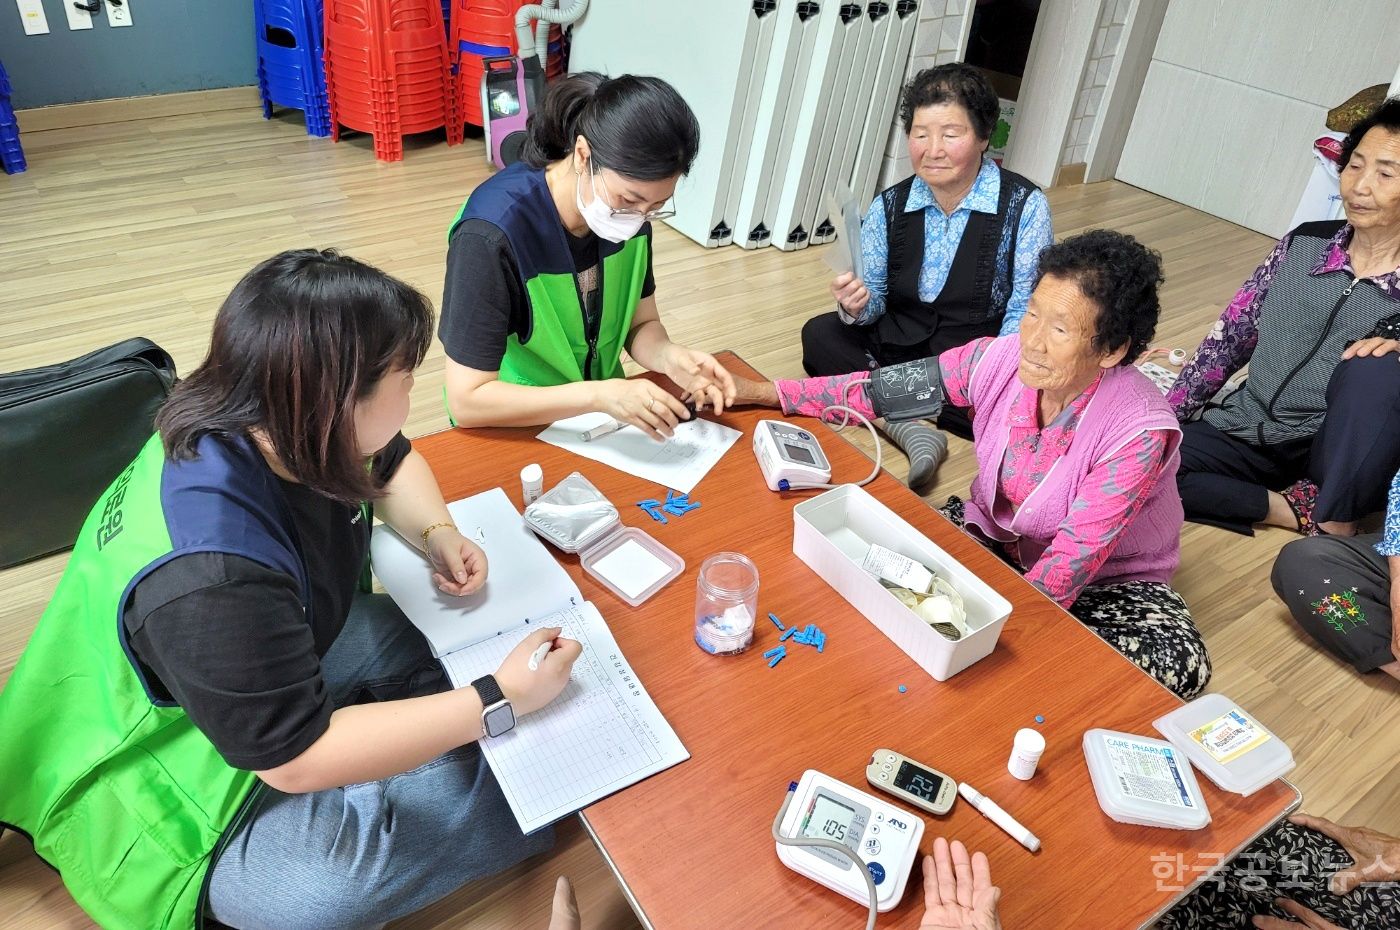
[2,109,1397,930]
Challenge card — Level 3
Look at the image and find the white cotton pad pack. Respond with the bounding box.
[523,471,684,607]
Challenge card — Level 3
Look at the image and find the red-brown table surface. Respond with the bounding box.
[412,353,1298,929]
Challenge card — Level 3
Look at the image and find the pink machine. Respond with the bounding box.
[483,0,588,169]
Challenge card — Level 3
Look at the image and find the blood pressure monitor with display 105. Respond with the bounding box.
[773,770,925,920]
[753,420,832,490]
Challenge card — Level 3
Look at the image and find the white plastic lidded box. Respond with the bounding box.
[1082,728,1211,831]
[791,484,1012,681]
[523,472,684,607]
[1153,693,1296,797]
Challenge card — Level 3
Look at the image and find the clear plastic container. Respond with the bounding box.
[523,472,684,607]
[694,552,759,655]
[1082,728,1211,831]
[1154,693,1295,797]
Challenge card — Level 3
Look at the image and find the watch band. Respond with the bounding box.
[471,674,505,707]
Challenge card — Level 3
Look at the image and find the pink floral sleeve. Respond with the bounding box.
[773,337,993,420]
[774,373,877,420]
[1167,236,1291,420]
[936,337,994,408]
[1025,429,1172,607]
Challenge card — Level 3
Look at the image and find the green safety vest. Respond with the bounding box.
[448,161,649,389]
[0,433,315,929]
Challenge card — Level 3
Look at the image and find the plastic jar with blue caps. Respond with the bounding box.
[694,551,759,655]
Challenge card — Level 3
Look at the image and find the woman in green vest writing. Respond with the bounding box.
[441,72,735,440]
[0,251,583,929]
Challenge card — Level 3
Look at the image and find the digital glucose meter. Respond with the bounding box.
[774,770,925,913]
[753,420,832,490]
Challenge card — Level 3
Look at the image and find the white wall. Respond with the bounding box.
[1117,0,1400,237]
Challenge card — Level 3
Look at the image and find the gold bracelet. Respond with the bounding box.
[420,521,454,550]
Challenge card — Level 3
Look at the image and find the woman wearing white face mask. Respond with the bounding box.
[440,72,736,439]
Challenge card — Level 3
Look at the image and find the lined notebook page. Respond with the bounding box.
[440,602,689,833]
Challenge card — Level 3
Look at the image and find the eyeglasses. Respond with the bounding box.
[592,167,677,221]
[610,204,677,221]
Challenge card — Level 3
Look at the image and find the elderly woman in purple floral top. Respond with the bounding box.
[1170,97,1400,537]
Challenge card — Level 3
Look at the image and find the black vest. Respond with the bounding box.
[874,167,1037,356]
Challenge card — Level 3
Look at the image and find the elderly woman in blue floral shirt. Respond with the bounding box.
[800,63,1053,490]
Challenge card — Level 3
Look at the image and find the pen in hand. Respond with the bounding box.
[579,400,697,443]
[527,642,553,672]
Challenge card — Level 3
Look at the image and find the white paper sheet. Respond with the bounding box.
[369,488,578,657]
[439,602,689,834]
[536,412,741,494]
[16,0,50,34]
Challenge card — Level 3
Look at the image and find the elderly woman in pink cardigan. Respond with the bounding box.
[730,230,1209,699]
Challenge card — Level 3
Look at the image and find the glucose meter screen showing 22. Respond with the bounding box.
[803,793,857,845]
[894,761,946,802]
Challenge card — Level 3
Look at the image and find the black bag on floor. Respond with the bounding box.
[0,338,176,568]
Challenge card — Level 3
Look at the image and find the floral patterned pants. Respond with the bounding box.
[940,497,1211,699]
[1159,820,1400,930]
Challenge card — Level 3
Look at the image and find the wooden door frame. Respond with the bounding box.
[1001,0,1170,188]
[1001,0,1106,188]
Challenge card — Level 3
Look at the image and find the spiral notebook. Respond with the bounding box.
[369,488,689,833]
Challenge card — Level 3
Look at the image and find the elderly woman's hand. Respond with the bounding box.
[1341,336,1400,360]
[1289,814,1400,892]
[1251,899,1347,930]
[710,376,780,409]
[918,838,1002,930]
[831,272,870,315]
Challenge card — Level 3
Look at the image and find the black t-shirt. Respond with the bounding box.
[122,433,412,771]
[438,217,656,371]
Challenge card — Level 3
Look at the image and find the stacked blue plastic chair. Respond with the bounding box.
[254,0,332,137]
[0,58,26,175]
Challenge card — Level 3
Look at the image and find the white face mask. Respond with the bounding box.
[575,164,647,243]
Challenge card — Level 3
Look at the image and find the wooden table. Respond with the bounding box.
[414,353,1299,930]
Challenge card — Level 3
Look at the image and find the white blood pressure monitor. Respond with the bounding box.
[754,420,832,490]
[776,770,925,911]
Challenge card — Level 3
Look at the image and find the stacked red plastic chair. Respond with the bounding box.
[324,0,462,162]
[450,0,515,128]
[255,0,332,137]
[450,0,563,127]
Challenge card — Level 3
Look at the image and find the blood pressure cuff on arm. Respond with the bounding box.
[868,358,946,423]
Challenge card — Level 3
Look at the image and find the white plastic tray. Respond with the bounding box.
[792,484,1012,681]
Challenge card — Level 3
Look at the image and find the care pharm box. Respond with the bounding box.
[1153,693,1296,797]
[1082,729,1212,830]
[792,484,1012,681]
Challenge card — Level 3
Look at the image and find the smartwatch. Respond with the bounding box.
[471,674,516,738]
